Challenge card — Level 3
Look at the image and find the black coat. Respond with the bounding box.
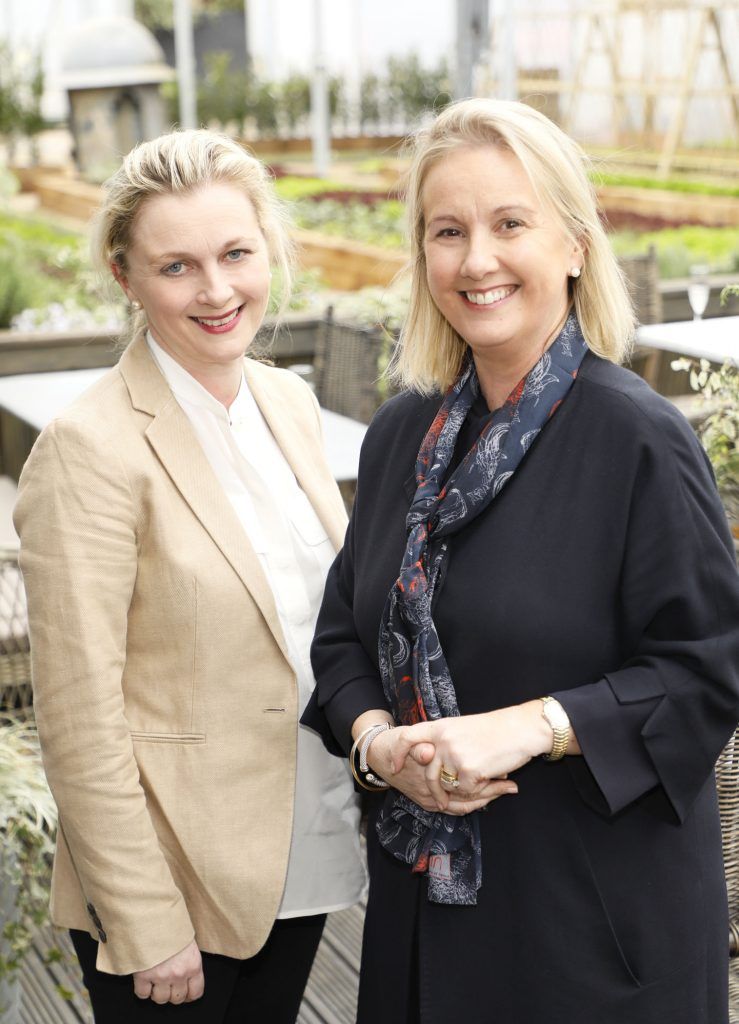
[303,353,739,1024]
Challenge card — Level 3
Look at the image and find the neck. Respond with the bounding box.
[473,307,570,411]
[148,330,244,409]
[190,362,243,409]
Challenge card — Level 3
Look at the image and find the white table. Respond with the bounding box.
[0,367,367,483]
[636,316,738,365]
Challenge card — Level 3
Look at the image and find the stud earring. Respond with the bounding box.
[569,267,581,279]
[130,299,142,311]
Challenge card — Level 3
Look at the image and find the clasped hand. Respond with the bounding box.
[366,705,546,815]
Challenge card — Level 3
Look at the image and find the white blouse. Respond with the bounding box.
[147,334,365,918]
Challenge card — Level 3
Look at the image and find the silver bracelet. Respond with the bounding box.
[358,722,392,788]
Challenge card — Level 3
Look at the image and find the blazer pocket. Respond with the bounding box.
[130,731,206,744]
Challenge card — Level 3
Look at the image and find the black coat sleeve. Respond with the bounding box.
[554,392,739,823]
[303,503,389,757]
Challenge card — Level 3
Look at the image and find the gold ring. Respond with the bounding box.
[440,765,460,788]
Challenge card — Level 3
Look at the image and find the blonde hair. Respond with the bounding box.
[392,98,635,394]
[92,129,296,345]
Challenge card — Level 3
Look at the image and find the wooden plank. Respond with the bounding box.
[19,906,364,1024]
[19,930,91,1024]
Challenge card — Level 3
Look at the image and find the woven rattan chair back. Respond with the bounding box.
[718,716,739,1017]
[313,311,397,425]
[0,549,31,715]
[618,245,663,326]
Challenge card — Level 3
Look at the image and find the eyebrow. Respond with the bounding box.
[427,204,536,228]
[151,238,260,263]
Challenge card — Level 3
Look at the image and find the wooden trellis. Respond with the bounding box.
[485,1,739,177]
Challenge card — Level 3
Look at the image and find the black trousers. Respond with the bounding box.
[70,914,326,1024]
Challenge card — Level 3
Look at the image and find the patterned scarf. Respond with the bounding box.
[376,312,588,905]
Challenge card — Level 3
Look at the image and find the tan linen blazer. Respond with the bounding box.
[14,335,348,975]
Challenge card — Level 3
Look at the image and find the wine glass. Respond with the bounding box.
[688,264,711,321]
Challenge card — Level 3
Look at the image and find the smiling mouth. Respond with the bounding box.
[191,305,243,327]
[462,286,517,306]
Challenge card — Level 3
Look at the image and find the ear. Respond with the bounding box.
[569,236,586,274]
[110,261,134,302]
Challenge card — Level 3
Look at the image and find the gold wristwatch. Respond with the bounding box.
[540,696,570,761]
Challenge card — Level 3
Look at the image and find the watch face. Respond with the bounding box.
[544,701,569,730]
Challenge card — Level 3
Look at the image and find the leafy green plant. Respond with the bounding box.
[0,716,57,997]
[0,212,115,328]
[386,54,451,124]
[289,197,406,248]
[273,176,361,201]
[673,358,739,533]
[198,52,251,133]
[610,226,739,278]
[280,74,311,134]
[0,247,35,328]
[329,279,410,334]
[359,72,382,131]
[593,172,739,199]
[0,44,47,162]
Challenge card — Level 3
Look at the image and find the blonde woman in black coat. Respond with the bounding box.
[303,98,739,1024]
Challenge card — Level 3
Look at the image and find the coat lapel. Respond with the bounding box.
[117,337,289,662]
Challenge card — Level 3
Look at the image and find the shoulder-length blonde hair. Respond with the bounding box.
[391,98,635,394]
[91,128,296,346]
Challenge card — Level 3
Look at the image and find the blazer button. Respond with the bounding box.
[86,902,103,929]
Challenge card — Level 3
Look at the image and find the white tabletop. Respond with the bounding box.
[636,316,738,365]
[0,367,367,483]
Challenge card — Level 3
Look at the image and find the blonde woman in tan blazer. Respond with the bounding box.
[14,130,365,1023]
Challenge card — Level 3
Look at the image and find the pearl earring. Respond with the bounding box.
[569,267,581,279]
[131,299,142,311]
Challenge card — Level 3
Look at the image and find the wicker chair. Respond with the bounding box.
[0,548,31,715]
[717,729,739,1019]
[619,245,665,391]
[312,309,397,425]
[618,245,664,327]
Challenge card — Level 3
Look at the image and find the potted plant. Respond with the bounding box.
[0,714,56,1021]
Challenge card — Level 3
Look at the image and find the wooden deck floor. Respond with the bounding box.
[19,903,363,1023]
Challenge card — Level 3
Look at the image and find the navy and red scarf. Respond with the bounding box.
[377,312,588,905]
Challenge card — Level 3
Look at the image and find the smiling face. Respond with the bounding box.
[115,182,271,386]
[422,143,581,382]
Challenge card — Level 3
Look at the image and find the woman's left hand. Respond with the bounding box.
[387,701,553,808]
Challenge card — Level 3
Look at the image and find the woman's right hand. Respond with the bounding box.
[366,731,518,815]
[133,939,204,1004]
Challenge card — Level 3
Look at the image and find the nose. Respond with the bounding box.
[197,264,235,308]
[460,231,500,281]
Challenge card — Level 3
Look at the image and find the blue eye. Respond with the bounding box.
[225,249,247,261]
[163,261,185,275]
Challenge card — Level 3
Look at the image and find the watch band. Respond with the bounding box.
[540,696,570,761]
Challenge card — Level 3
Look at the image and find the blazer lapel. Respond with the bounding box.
[118,337,290,662]
[243,359,347,551]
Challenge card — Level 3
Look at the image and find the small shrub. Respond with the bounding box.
[0,249,34,328]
